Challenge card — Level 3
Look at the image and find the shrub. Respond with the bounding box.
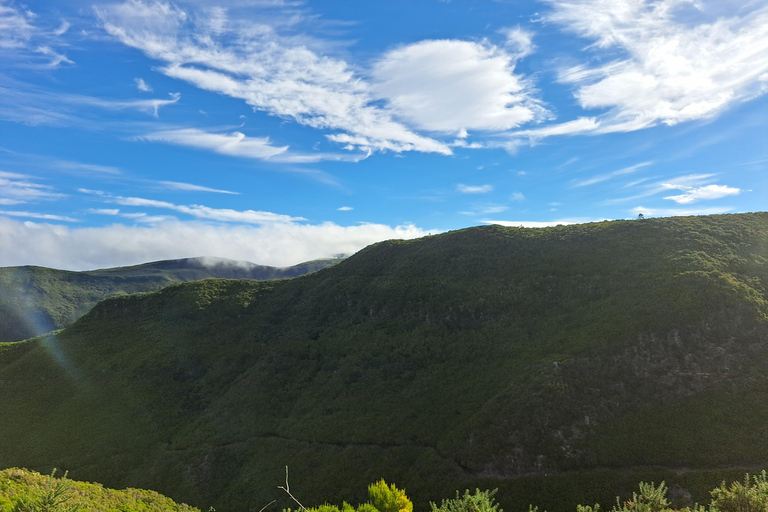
[710,471,768,512]
[430,489,501,512]
[367,481,412,512]
[11,470,79,512]
[611,482,670,512]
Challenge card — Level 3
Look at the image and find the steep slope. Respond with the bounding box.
[0,257,342,342]
[0,213,766,512]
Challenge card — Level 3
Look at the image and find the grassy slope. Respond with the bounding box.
[0,213,766,512]
[0,257,342,343]
[0,468,198,512]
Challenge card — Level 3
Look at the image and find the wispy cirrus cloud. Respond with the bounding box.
[0,210,77,222]
[0,170,65,204]
[81,189,304,225]
[158,180,239,195]
[572,161,653,188]
[0,2,34,49]
[96,0,452,155]
[603,173,741,205]
[0,76,180,125]
[0,1,73,68]
[138,128,368,163]
[545,0,768,133]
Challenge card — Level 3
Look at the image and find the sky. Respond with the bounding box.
[0,0,766,270]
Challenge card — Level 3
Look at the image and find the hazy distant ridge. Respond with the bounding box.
[0,256,342,342]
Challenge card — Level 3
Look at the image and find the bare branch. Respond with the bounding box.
[277,466,306,511]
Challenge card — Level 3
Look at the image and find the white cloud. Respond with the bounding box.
[89,208,120,215]
[0,216,436,270]
[101,193,305,224]
[0,77,181,124]
[140,128,367,163]
[372,39,547,133]
[509,192,525,201]
[337,206,353,211]
[512,117,600,140]
[53,20,70,36]
[73,92,180,117]
[134,77,153,92]
[663,183,741,204]
[96,0,451,155]
[53,160,122,175]
[0,173,64,203]
[0,3,72,68]
[35,45,73,67]
[572,161,653,187]
[546,0,768,132]
[0,2,34,49]
[159,181,238,194]
[500,26,535,60]
[0,210,77,222]
[457,184,493,194]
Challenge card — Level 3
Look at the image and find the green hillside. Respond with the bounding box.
[0,257,342,343]
[1,213,767,512]
[0,468,198,512]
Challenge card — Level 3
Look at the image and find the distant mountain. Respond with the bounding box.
[0,256,342,342]
[1,213,767,512]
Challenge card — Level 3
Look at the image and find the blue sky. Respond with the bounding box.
[0,0,766,270]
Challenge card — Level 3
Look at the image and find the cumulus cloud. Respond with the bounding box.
[457,184,493,194]
[372,39,547,133]
[95,0,451,155]
[545,0,768,133]
[0,216,436,270]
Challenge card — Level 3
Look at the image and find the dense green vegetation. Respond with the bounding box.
[0,257,341,342]
[1,213,766,512]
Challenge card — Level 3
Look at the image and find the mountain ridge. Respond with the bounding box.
[1,213,767,512]
[0,256,343,343]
